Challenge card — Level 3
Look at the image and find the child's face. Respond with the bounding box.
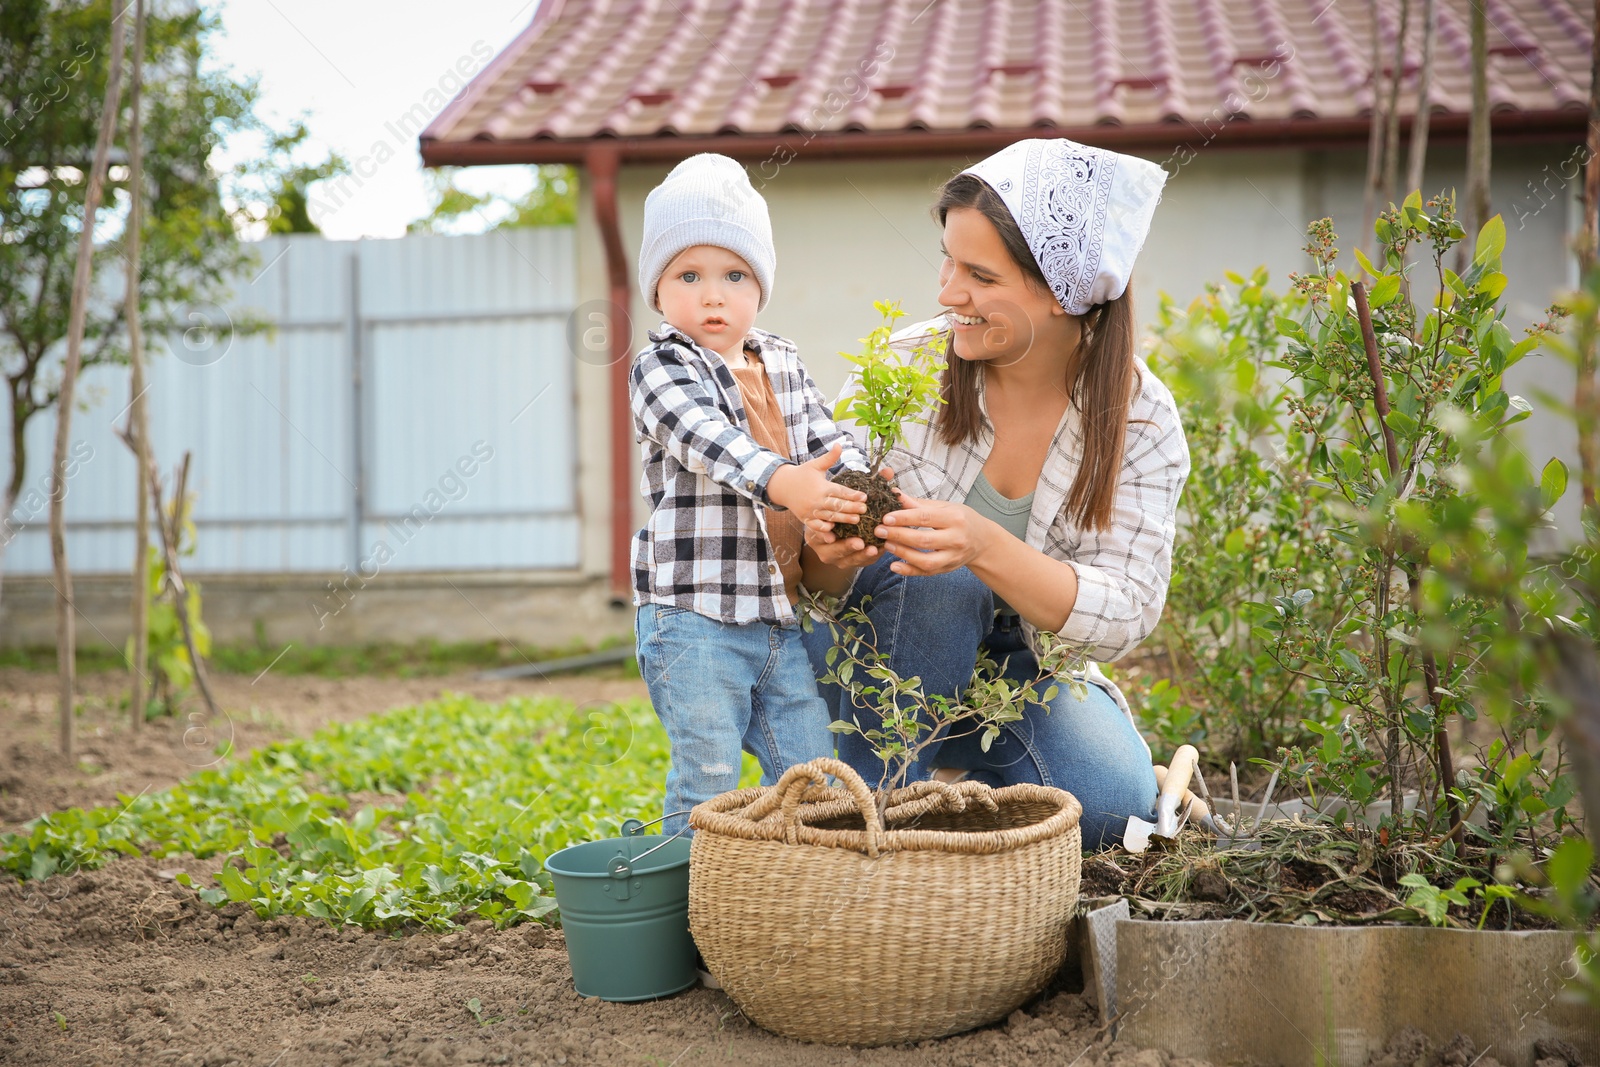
[656,245,761,359]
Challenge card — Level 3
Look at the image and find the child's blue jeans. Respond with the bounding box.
[635,603,835,834]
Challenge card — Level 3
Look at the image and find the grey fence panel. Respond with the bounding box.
[2,227,578,576]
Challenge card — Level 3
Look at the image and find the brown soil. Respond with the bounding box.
[829,469,901,549]
[0,856,1216,1067]
[0,666,1226,1066]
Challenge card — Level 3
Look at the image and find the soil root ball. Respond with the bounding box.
[828,469,900,548]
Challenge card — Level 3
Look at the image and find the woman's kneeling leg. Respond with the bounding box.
[800,556,994,785]
[940,677,1157,849]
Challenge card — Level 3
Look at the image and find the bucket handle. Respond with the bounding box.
[746,758,884,859]
[607,811,691,880]
[619,811,686,838]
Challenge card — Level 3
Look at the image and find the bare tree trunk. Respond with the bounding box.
[1362,0,1388,249]
[123,0,150,731]
[1406,0,1436,197]
[52,0,129,757]
[1587,0,1600,275]
[1550,632,1600,837]
[1381,0,1412,208]
[1578,0,1600,511]
[1461,0,1492,267]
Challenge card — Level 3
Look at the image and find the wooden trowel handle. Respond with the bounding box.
[1153,765,1204,812]
[1162,745,1198,808]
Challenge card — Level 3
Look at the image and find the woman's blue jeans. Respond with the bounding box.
[801,556,1158,848]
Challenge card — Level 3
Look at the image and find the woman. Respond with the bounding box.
[803,138,1188,848]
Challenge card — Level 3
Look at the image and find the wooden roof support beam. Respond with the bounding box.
[586,142,634,605]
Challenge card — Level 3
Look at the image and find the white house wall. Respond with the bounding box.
[587,145,1583,540]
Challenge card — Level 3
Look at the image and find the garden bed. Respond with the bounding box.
[1079,825,1563,929]
[0,681,1212,1065]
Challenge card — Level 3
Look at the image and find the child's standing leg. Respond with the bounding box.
[743,622,834,786]
[636,604,833,834]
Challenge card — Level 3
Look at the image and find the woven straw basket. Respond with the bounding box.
[687,757,1083,1047]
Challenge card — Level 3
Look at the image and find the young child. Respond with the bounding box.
[630,153,869,833]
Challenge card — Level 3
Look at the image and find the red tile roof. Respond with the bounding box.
[421,0,1591,164]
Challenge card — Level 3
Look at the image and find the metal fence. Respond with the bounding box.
[3,227,579,575]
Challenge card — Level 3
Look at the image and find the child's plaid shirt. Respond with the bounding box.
[630,323,867,625]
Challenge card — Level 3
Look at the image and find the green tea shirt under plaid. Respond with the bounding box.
[631,323,868,625]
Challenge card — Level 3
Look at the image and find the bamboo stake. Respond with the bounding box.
[1361,0,1387,246]
[1380,0,1411,208]
[1461,0,1491,270]
[123,0,150,732]
[1352,282,1400,480]
[53,0,129,756]
[1405,0,1436,197]
[1577,0,1599,511]
[1586,0,1600,276]
[150,453,222,731]
[1353,281,1406,821]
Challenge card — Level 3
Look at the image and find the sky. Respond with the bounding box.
[205,0,543,240]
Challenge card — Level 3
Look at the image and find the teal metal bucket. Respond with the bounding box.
[544,826,695,1001]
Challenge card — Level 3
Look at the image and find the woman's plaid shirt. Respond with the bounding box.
[630,323,867,625]
[850,318,1192,665]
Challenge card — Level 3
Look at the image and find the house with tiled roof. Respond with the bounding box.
[424,0,1590,601]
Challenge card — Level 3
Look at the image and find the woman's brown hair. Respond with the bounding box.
[934,173,1136,532]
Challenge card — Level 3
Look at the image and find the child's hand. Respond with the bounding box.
[767,442,868,525]
[802,465,892,570]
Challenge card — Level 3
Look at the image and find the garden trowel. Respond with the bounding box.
[1122,744,1198,853]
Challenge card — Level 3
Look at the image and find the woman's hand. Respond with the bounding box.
[876,491,996,577]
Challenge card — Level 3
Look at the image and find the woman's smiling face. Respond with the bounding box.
[936,206,1067,366]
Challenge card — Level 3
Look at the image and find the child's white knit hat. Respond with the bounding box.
[638,154,775,312]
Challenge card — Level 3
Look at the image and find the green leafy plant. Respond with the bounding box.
[827,301,946,547]
[1141,268,1343,760]
[1258,194,1565,845]
[1399,872,1480,926]
[831,301,946,472]
[1,695,750,930]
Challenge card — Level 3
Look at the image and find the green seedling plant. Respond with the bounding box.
[1399,872,1518,929]
[828,300,946,547]
[1,695,748,930]
[126,488,211,718]
[1399,872,1480,926]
